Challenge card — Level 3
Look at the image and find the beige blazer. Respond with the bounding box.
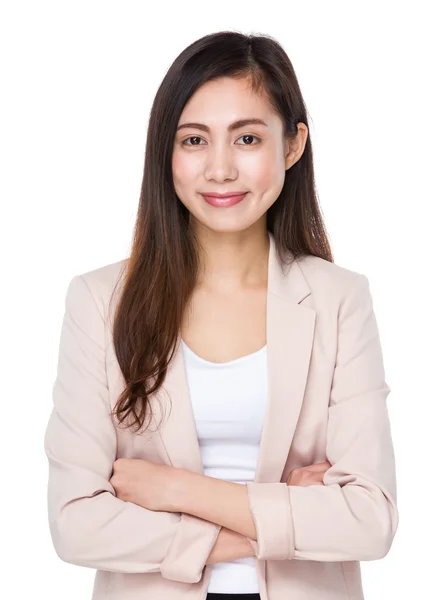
[44,231,399,600]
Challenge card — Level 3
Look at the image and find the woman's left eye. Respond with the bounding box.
[236,134,261,145]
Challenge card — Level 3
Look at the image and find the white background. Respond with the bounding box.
[1,1,425,598]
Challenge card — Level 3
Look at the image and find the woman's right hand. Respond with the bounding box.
[286,459,332,486]
[206,460,333,565]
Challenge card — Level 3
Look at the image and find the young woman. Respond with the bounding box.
[44,30,399,600]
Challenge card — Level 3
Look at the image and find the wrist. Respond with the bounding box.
[168,467,193,512]
[207,528,255,565]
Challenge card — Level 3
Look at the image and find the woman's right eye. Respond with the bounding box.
[181,136,206,146]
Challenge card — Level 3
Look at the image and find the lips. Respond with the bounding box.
[201,191,248,198]
[201,192,248,207]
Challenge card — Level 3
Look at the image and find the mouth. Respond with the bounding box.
[201,192,248,207]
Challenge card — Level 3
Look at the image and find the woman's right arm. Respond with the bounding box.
[206,461,333,565]
[206,527,256,565]
[44,274,221,584]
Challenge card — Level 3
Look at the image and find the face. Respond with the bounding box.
[172,76,307,237]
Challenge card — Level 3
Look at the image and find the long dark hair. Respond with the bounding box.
[108,30,333,434]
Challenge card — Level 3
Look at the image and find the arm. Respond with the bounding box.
[174,472,257,539]
[206,527,256,565]
[44,274,221,583]
[247,274,399,562]
[174,275,399,562]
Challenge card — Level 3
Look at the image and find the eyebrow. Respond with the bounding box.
[176,118,268,133]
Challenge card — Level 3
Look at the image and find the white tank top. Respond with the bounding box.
[181,338,268,594]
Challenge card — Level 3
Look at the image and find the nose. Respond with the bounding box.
[204,145,238,182]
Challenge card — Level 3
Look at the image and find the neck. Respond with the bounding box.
[194,229,270,293]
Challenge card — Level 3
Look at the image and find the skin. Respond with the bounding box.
[172,75,309,291]
[110,457,332,564]
[109,76,320,564]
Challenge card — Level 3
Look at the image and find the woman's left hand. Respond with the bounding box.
[109,458,183,512]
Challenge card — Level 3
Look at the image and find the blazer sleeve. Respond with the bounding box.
[245,273,399,562]
[44,274,221,583]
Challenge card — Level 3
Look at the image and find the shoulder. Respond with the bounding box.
[295,253,371,305]
[65,258,129,322]
[297,253,365,285]
[78,258,128,295]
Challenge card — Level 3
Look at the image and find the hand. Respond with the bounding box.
[109,458,181,512]
[286,460,332,486]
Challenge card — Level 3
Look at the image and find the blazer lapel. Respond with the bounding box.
[149,232,316,483]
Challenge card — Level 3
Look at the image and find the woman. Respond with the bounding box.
[44,31,399,600]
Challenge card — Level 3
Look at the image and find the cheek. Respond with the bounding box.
[172,152,198,188]
[249,156,281,189]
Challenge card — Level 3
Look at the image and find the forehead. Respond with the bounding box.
[178,77,276,128]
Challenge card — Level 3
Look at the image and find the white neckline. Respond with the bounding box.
[181,339,267,366]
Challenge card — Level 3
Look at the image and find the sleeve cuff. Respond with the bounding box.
[245,482,295,560]
[160,513,221,583]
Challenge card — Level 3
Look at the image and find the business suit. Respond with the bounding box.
[44,231,399,599]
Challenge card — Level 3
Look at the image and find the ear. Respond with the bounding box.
[285,122,309,170]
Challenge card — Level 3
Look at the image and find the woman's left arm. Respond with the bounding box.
[110,457,257,539]
[244,274,399,562]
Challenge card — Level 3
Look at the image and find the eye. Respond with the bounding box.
[181,136,207,146]
[236,134,261,145]
[181,134,261,147]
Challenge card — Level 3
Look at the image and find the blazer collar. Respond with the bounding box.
[149,232,316,483]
